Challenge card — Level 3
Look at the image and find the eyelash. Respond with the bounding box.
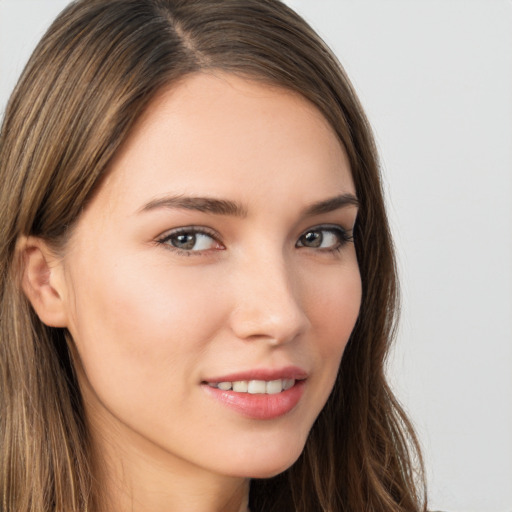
[296,224,354,253]
[157,226,222,257]
[156,224,354,256]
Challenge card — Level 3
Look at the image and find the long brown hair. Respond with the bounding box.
[0,1,426,510]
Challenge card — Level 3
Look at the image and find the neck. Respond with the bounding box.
[100,476,250,512]
[88,418,250,512]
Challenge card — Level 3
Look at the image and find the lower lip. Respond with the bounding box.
[202,380,306,420]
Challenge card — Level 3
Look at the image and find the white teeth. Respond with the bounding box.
[248,380,266,394]
[210,378,296,394]
[233,381,248,392]
[282,378,295,391]
[266,379,283,394]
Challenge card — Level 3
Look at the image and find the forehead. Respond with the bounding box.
[93,72,354,215]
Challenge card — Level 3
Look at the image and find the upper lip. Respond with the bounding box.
[203,365,308,383]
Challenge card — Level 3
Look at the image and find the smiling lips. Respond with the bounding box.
[202,367,307,420]
[208,378,296,394]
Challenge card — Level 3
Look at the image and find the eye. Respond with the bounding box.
[296,225,352,251]
[158,227,223,253]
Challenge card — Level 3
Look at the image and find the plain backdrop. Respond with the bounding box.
[1,1,511,511]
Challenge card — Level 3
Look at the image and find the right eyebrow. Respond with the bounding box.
[138,195,248,217]
[302,193,359,216]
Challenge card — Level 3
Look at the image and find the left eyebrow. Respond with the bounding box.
[139,195,248,217]
[138,192,358,217]
[302,193,359,216]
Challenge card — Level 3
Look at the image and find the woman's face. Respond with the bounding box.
[58,73,361,480]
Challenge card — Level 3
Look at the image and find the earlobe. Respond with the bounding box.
[19,236,69,328]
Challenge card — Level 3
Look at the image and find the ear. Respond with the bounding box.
[18,236,69,328]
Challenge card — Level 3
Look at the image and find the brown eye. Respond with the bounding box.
[301,231,323,248]
[296,226,350,250]
[161,230,221,252]
[172,233,197,250]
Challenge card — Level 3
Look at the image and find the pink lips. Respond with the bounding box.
[202,366,307,420]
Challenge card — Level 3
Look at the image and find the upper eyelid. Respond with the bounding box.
[156,223,353,250]
[157,225,220,242]
[299,223,352,236]
[157,223,350,236]
[156,226,223,257]
[296,224,354,248]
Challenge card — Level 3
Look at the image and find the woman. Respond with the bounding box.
[0,1,427,511]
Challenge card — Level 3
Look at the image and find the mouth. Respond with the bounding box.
[206,378,297,394]
[201,367,307,420]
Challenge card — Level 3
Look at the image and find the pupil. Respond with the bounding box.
[174,233,196,250]
[304,231,322,247]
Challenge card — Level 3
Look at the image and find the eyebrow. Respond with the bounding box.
[140,195,248,217]
[302,193,359,216]
[139,193,359,217]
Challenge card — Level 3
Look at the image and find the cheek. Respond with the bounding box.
[65,253,229,401]
[301,261,362,408]
[308,264,362,352]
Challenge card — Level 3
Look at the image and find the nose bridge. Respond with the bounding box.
[229,246,309,344]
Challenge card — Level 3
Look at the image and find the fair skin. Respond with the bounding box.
[22,73,361,512]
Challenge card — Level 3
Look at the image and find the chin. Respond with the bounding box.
[227,438,306,480]
[244,461,298,480]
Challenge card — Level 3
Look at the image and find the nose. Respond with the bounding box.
[228,253,310,345]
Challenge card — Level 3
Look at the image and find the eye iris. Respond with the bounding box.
[172,233,196,250]
[303,231,322,248]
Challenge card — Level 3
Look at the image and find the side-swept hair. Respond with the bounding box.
[0,1,426,510]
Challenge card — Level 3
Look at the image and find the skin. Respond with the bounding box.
[24,73,361,512]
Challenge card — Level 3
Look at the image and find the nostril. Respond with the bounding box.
[229,304,309,345]
[228,261,309,342]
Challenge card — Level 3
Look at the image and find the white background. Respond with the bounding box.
[1,1,511,511]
